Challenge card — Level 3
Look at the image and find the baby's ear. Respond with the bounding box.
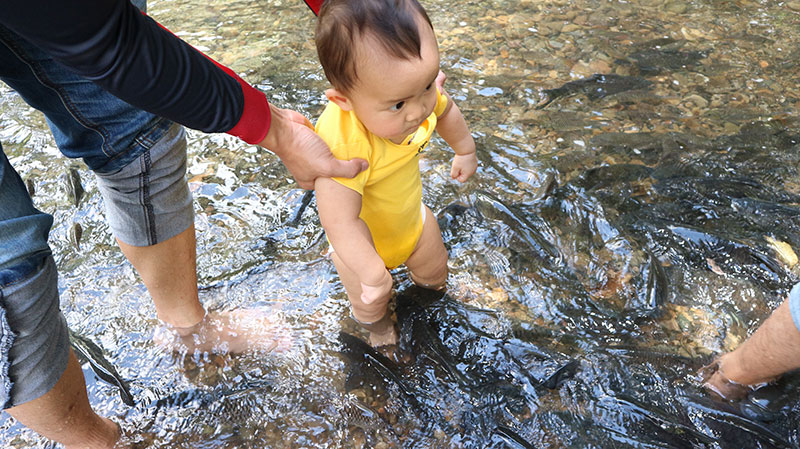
[325,88,353,111]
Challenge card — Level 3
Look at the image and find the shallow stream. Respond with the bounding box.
[2,0,800,447]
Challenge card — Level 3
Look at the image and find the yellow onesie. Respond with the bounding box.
[315,89,448,269]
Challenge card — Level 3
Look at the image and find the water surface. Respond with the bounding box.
[2,0,800,447]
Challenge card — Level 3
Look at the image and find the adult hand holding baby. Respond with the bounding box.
[259,104,369,190]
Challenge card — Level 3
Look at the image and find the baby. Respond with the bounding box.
[313,0,477,346]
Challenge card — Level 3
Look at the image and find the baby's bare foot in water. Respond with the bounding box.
[368,324,398,348]
[154,309,293,355]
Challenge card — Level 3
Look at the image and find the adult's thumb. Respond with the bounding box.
[330,158,369,179]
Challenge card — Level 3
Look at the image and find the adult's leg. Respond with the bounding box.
[119,226,204,327]
[6,351,119,449]
[96,124,289,353]
[0,148,118,448]
[0,23,285,354]
[0,23,199,324]
[404,205,448,290]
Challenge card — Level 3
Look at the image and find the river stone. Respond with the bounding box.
[683,94,709,108]
[665,1,688,14]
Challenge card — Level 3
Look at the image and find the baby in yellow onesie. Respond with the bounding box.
[313,0,478,347]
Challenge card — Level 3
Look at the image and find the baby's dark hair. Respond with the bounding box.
[315,0,433,93]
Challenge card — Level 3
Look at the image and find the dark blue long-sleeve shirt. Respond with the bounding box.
[1,0,271,144]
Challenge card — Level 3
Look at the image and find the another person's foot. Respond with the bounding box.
[699,357,753,402]
[110,418,135,449]
[154,309,293,355]
[699,354,775,402]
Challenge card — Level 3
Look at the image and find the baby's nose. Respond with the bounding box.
[406,103,427,123]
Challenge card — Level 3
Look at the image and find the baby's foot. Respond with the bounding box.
[352,311,398,347]
[154,309,293,355]
[368,324,399,348]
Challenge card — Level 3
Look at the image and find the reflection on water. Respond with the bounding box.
[2,0,800,447]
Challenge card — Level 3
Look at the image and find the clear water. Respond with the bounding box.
[2,0,800,447]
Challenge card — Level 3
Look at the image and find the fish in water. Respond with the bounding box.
[622,46,708,75]
[339,395,401,447]
[536,74,653,109]
[533,171,558,202]
[614,37,709,75]
[25,177,35,197]
[68,329,134,406]
[339,288,580,448]
[289,189,315,227]
[493,425,537,449]
[66,167,84,206]
[69,222,83,251]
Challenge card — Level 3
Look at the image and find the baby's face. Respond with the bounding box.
[345,18,440,144]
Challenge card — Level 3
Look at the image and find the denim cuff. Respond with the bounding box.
[788,282,800,334]
[0,256,69,409]
[95,122,193,246]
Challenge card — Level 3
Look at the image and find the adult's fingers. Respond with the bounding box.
[436,70,447,90]
[325,157,369,180]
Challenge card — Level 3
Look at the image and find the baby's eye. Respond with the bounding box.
[389,101,405,112]
[425,82,433,90]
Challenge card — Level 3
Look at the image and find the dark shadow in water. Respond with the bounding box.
[338,285,799,448]
[332,121,800,448]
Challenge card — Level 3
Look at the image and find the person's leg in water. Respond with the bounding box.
[702,286,800,401]
[404,205,448,291]
[331,251,397,347]
[6,351,121,449]
[96,124,291,355]
[0,3,279,448]
[0,21,289,356]
[0,149,120,448]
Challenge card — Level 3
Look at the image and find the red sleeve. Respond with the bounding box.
[303,0,324,15]
[2,0,271,145]
[152,19,271,144]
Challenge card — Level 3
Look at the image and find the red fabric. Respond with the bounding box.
[225,80,271,144]
[149,14,271,144]
[303,0,323,15]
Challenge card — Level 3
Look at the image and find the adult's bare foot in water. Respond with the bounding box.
[154,309,293,355]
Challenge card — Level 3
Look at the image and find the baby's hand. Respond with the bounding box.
[360,269,392,305]
[451,152,478,183]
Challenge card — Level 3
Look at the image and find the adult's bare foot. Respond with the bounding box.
[60,416,120,449]
[154,309,293,355]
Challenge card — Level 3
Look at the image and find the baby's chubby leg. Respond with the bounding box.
[331,252,398,347]
[405,205,448,290]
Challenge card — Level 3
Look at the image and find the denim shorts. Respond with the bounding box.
[0,6,192,407]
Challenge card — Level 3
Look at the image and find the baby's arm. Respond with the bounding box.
[435,91,477,183]
[314,177,391,304]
